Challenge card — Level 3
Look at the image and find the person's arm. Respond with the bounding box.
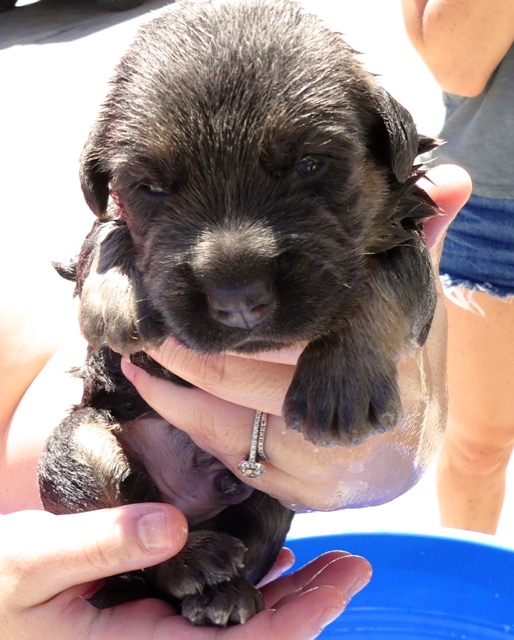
[401,0,514,96]
[0,262,74,434]
[0,506,370,640]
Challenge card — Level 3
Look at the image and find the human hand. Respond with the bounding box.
[0,506,370,640]
[122,165,472,511]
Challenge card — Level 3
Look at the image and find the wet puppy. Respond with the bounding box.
[39,0,438,627]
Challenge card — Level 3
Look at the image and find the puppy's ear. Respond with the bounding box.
[80,126,111,218]
[368,86,435,183]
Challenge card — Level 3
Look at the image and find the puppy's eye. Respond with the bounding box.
[296,156,323,176]
[139,182,169,197]
[214,471,246,497]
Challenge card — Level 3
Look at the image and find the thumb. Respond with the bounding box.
[0,504,187,607]
[418,164,472,266]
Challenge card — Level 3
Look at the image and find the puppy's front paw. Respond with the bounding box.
[181,576,264,626]
[80,264,140,355]
[79,224,164,354]
[150,531,247,600]
[284,336,402,446]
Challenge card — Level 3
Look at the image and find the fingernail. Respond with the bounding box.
[318,604,344,630]
[315,576,370,633]
[121,358,138,383]
[346,571,372,599]
[137,509,171,553]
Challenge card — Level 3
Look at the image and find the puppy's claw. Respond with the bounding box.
[88,574,151,608]
[284,339,402,447]
[181,577,264,627]
[150,532,247,599]
[78,225,165,355]
[285,391,401,447]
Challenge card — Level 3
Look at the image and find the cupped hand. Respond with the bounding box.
[0,506,370,640]
[122,165,472,511]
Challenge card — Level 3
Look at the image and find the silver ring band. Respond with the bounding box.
[237,410,268,478]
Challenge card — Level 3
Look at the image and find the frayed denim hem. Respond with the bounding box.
[440,274,514,299]
[441,274,514,314]
[439,193,514,306]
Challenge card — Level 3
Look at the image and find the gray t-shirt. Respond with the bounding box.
[434,43,514,199]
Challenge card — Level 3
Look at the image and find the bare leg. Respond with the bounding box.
[437,291,514,534]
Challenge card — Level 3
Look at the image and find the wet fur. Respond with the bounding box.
[39,0,438,627]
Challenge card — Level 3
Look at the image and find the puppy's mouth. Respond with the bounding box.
[229,336,291,353]
[168,306,292,354]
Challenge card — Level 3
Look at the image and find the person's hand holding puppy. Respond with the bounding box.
[123,164,472,511]
[0,506,370,640]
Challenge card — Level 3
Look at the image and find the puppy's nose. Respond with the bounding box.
[208,280,273,330]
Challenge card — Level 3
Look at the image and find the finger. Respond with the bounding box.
[260,551,351,603]
[257,547,296,587]
[0,505,187,607]
[419,164,472,250]
[242,587,348,640]
[272,554,372,604]
[225,343,305,365]
[126,347,291,417]
[235,560,369,640]
[123,357,266,454]
[262,552,371,609]
[121,361,333,507]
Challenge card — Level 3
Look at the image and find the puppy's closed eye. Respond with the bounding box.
[139,182,170,196]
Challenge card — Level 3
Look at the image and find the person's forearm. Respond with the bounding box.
[401,0,514,96]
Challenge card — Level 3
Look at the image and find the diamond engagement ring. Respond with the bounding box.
[237,410,268,479]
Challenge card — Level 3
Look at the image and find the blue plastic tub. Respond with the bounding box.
[287,532,514,638]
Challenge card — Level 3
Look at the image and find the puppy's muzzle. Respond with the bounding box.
[207,279,273,330]
[193,225,279,331]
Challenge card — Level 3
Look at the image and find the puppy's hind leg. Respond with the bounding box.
[38,407,159,515]
[38,406,162,606]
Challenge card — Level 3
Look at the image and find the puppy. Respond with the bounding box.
[39,0,438,626]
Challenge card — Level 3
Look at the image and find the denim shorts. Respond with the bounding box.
[440,193,514,298]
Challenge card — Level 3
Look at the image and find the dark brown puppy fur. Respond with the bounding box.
[39,0,438,627]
